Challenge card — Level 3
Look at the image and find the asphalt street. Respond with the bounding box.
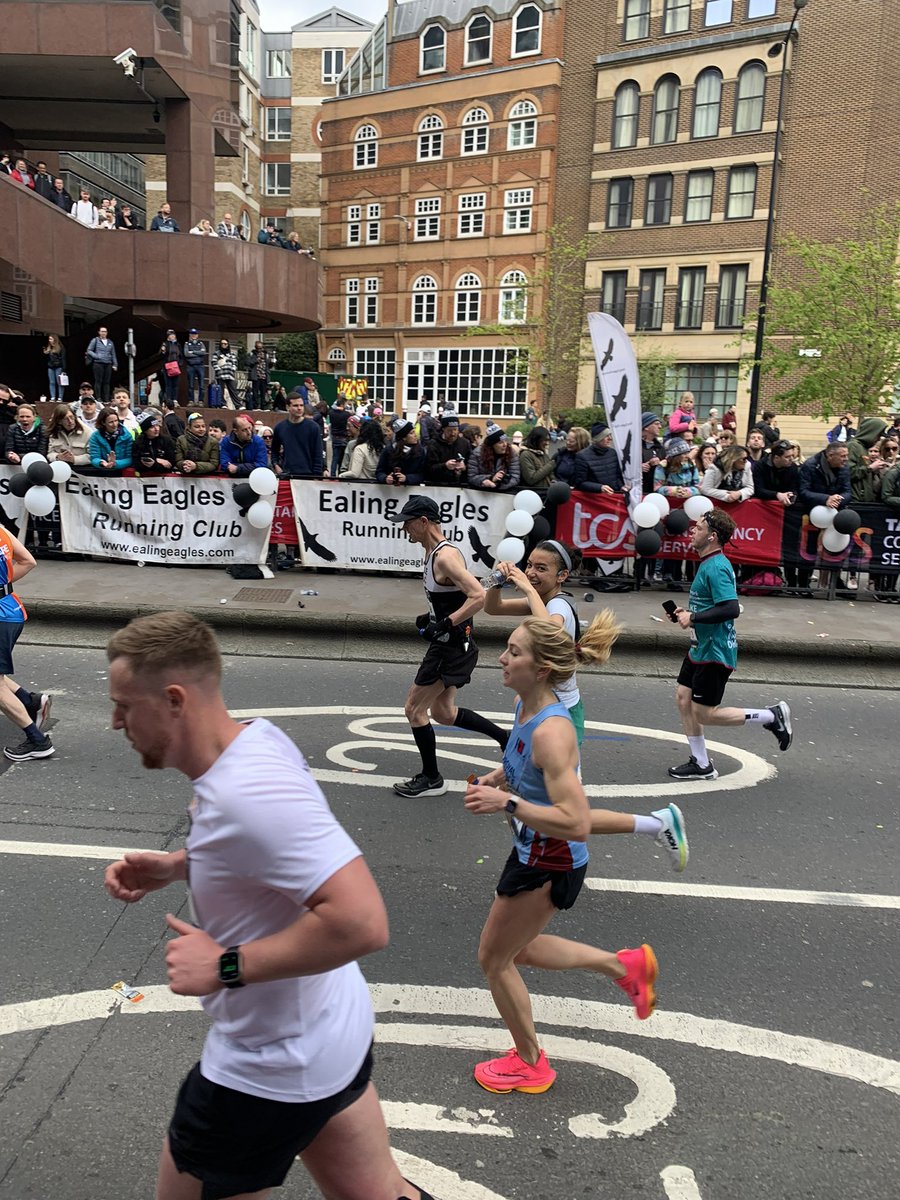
[0,644,897,1200]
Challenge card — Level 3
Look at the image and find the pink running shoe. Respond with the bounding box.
[615,944,658,1019]
[474,1048,557,1094]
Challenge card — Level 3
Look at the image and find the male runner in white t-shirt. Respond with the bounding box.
[104,612,432,1200]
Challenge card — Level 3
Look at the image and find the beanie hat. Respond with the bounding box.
[440,413,460,428]
[138,411,160,433]
[393,418,413,439]
[641,412,661,429]
[485,422,506,448]
[665,437,692,458]
[591,422,610,440]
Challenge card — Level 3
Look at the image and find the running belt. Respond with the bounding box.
[0,582,14,599]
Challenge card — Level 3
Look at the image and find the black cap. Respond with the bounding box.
[385,495,441,523]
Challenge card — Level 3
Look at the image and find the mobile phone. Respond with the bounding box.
[661,600,679,623]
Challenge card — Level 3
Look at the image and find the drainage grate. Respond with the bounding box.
[231,588,295,604]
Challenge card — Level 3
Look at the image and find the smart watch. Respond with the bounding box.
[504,797,518,815]
[218,945,244,989]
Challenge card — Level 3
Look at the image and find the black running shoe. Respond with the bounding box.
[4,734,54,761]
[667,756,718,781]
[393,772,447,798]
[767,701,792,751]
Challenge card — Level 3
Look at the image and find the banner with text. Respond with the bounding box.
[59,474,270,564]
[0,464,27,537]
[289,481,516,575]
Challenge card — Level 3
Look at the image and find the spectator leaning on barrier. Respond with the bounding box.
[653,438,700,500]
[517,426,555,490]
[376,419,426,485]
[468,423,521,492]
[668,392,698,441]
[5,404,48,465]
[74,391,99,433]
[32,162,54,200]
[219,414,268,477]
[88,407,134,471]
[116,205,142,230]
[133,412,177,473]
[640,412,665,479]
[272,398,324,478]
[10,158,34,188]
[574,424,624,494]
[701,444,754,503]
[798,443,851,512]
[71,188,99,228]
[553,426,590,486]
[217,212,241,239]
[745,429,768,464]
[50,178,72,211]
[426,412,470,486]
[339,418,383,481]
[847,417,889,504]
[150,202,179,233]
[752,439,799,506]
[47,404,91,467]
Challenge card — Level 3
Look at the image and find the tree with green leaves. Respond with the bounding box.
[274,331,318,373]
[749,203,900,421]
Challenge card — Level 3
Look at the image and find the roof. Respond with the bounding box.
[292,6,376,32]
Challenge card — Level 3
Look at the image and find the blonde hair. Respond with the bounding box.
[107,612,222,683]
[520,609,622,687]
[568,426,591,452]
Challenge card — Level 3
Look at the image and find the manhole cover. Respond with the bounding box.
[231,588,295,604]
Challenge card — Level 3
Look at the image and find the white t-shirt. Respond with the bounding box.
[547,594,580,709]
[188,719,373,1102]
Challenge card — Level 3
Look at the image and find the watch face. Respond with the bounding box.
[219,950,241,983]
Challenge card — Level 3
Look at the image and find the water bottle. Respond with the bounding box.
[484,568,506,590]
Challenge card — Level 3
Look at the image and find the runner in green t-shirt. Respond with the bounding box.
[668,509,793,780]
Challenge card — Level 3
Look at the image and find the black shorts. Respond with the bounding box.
[677,653,733,709]
[167,1046,373,1200]
[414,638,478,689]
[0,621,23,676]
[496,848,587,911]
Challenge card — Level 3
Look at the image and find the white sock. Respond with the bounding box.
[688,735,709,767]
[633,814,662,836]
[744,708,775,725]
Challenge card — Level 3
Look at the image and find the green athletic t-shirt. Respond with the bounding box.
[688,551,738,669]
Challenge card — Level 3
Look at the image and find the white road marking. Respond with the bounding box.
[661,1164,703,1199]
[380,1102,512,1138]
[585,878,900,910]
[0,840,133,861]
[391,1151,510,1200]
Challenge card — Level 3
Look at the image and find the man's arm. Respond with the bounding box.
[437,547,487,627]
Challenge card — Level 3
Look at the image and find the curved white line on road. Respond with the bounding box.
[391,1151,510,1200]
[661,1165,703,1199]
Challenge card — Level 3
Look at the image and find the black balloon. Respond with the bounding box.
[832,508,861,534]
[26,461,54,486]
[531,514,551,542]
[546,481,571,505]
[666,508,691,535]
[233,482,257,508]
[9,472,30,498]
[635,528,662,557]
[583,592,595,603]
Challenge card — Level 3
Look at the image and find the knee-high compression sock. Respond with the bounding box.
[412,723,439,779]
[454,707,509,750]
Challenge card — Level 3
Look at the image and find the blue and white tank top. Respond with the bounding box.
[0,529,26,623]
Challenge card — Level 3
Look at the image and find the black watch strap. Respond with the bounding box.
[218,945,244,989]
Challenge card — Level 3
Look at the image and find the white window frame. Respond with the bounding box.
[455,273,482,325]
[462,107,490,155]
[725,164,757,219]
[734,62,766,134]
[412,275,438,325]
[612,81,640,149]
[265,107,291,141]
[704,0,733,26]
[346,278,360,327]
[417,114,444,162]
[266,48,291,79]
[263,162,290,196]
[321,48,345,84]
[663,0,691,34]
[354,124,378,169]
[512,4,541,57]
[420,23,446,73]
[366,203,381,244]
[354,348,396,407]
[465,14,493,65]
[684,169,714,223]
[414,197,441,241]
[364,277,379,326]
[624,0,651,41]
[692,68,723,139]
[499,270,528,324]
[347,204,362,246]
[651,75,680,145]
[507,99,538,150]
[747,0,776,17]
[458,192,486,237]
[503,187,533,234]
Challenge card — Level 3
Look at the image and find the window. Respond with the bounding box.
[665,363,739,413]
[354,348,396,407]
[685,169,714,222]
[263,163,290,196]
[612,82,640,149]
[240,210,251,242]
[347,204,362,246]
[354,124,377,169]
[725,165,757,218]
[322,49,345,83]
[418,114,444,161]
[734,63,766,133]
[601,271,628,324]
[465,14,492,64]
[717,265,749,327]
[504,187,533,233]
[266,49,291,78]
[651,75,680,144]
[327,346,347,363]
[692,69,722,138]
[421,24,445,72]
[512,4,541,55]
[645,174,673,226]
[455,273,482,324]
[266,107,291,141]
[607,178,634,229]
[346,278,360,327]
[364,277,379,326]
[412,275,438,324]
[406,347,528,418]
[508,99,538,150]
[624,0,650,40]
[704,0,732,25]
[366,203,381,244]
[458,192,486,237]
[747,0,776,16]
[414,197,441,240]
[636,269,666,330]
[663,0,691,34]
[676,268,707,329]
[499,270,528,323]
[462,107,490,155]
[243,19,257,77]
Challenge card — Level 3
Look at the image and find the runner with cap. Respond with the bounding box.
[386,495,508,798]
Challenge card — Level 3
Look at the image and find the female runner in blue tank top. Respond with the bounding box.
[464,617,657,1095]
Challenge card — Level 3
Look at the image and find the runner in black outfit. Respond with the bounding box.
[386,495,508,797]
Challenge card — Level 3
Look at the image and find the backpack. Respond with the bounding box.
[553,592,581,641]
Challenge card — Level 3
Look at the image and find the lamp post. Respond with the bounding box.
[745,0,808,439]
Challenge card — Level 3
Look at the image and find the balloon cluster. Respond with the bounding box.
[231,467,279,528]
[631,493,711,556]
[8,452,71,517]
[492,481,571,565]
[808,505,860,554]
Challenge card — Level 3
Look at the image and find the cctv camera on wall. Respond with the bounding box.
[113,48,138,76]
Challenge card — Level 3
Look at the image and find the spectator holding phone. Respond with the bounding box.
[425,413,470,486]
[467,423,520,491]
[376,419,426,485]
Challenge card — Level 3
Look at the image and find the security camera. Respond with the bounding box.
[113,48,137,76]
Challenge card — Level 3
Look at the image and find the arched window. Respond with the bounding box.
[512,4,542,56]
[412,275,438,325]
[465,14,492,65]
[692,68,722,138]
[455,273,482,324]
[239,210,251,242]
[354,124,377,169]
[417,113,444,161]
[651,75,680,144]
[508,98,538,150]
[462,106,490,155]
[327,346,347,362]
[612,81,640,149]
[420,24,446,73]
[734,62,766,133]
[499,270,528,324]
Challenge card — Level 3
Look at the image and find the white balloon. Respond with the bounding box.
[495,536,526,563]
[21,452,48,473]
[809,504,836,529]
[23,485,56,517]
[246,499,275,529]
[248,466,278,496]
[505,509,534,538]
[644,492,670,519]
[683,494,714,521]
[513,490,543,516]
[50,460,72,484]
[633,500,660,529]
[822,527,850,553]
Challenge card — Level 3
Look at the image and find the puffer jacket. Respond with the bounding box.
[847,417,888,503]
[5,421,49,463]
[573,444,624,492]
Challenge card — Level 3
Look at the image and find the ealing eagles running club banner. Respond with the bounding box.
[588,312,643,503]
[288,481,516,576]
